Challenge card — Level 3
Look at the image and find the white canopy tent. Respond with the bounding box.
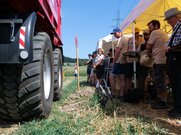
[97,34,117,56]
[97,34,132,56]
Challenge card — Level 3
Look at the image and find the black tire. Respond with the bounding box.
[53,48,63,101]
[0,32,54,121]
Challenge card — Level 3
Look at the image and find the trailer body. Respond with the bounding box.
[0,0,62,63]
[0,0,63,121]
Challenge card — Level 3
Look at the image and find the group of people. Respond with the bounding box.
[86,48,105,88]
[86,7,181,118]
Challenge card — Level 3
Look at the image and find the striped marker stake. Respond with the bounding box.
[75,35,80,91]
[19,27,26,49]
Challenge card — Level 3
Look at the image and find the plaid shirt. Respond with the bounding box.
[168,20,181,47]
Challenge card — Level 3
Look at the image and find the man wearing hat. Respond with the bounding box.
[126,27,144,91]
[109,27,128,99]
[164,7,181,118]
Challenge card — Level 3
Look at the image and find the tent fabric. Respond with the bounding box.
[97,34,131,56]
[120,0,181,34]
[98,0,181,55]
[97,35,118,56]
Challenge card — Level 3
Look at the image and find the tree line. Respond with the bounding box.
[63,56,88,66]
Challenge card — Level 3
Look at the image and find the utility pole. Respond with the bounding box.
[110,11,123,28]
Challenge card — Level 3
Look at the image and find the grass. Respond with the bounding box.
[13,78,77,135]
[14,91,168,135]
[13,66,170,135]
[64,66,87,77]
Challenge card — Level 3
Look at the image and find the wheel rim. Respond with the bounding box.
[43,50,52,100]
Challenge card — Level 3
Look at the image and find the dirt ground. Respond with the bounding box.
[60,82,181,135]
[0,79,181,135]
[0,121,19,135]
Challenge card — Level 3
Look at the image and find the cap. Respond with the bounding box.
[135,27,140,33]
[110,27,122,34]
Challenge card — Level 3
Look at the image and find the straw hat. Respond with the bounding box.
[164,7,181,20]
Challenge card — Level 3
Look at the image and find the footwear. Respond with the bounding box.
[168,108,181,118]
[151,101,168,109]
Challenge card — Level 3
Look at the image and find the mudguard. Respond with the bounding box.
[0,12,36,63]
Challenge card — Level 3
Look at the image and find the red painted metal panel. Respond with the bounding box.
[0,0,62,46]
[38,0,62,46]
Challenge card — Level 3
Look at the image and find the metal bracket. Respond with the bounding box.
[0,19,23,42]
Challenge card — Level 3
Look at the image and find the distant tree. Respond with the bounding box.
[63,56,88,66]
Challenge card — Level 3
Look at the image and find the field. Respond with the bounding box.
[64,66,87,77]
[0,66,181,135]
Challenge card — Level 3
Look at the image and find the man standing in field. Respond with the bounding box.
[146,20,169,109]
[164,7,181,118]
[109,27,128,99]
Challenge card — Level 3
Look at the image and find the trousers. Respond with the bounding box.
[167,52,181,112]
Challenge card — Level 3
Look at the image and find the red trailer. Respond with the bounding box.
[0,0,63,121]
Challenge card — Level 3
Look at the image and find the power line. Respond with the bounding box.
[110,0,140,28]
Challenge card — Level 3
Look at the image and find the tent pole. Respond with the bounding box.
[132,22,137,89]
[164,0,167,33]
[112,36,115,58]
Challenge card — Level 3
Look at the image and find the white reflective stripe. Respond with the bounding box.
[21,27,25,32]
[20,33,25,42]
[19,44,25,49]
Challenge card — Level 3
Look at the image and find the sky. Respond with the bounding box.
[62,0,140,59]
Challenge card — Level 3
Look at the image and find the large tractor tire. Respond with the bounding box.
[53,48,63,101]
[0,32,54,121]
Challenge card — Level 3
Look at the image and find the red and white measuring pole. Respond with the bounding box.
[75,34,80,90]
